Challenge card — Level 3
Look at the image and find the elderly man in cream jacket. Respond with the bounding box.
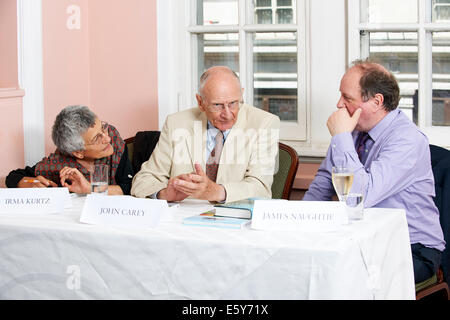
[131,66,280,204]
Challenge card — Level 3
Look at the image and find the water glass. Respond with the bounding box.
[90,164,109,195]
[346,193,364,220]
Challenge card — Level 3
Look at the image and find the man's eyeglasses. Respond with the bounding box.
[86,121,109,146]
[207,100,241,113]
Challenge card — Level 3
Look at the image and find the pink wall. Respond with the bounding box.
[0,0,18,88]
[0,0,23,187]
[42,0,91,154]
[42,0,158,153]
[0,89,24,187]
[89,0,159,141]
[0,0,158,185]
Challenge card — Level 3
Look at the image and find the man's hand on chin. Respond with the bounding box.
[327,108,362,136]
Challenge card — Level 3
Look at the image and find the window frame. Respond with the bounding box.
[159,0,309,142]
[348,0,450,148]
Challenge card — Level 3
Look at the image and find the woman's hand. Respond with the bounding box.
[17,176,58,188]
[60,167,91,194]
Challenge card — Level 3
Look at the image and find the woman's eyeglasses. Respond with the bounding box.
[86,121,109,146]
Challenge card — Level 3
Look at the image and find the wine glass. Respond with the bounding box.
[331,166,354,202]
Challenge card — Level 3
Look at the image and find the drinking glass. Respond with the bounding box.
[346,193,364,221]
[90,164,109,195]
[331,166,354,202]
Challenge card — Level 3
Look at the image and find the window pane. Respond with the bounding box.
[432,32,450,126]
[433,0,450,22]
[362,0,418,23]
[253,0,296,25]
[198,33,239,75]
[253,32,298,122]
[197,0,238,25]
[256,9,273,24]
[277,9,293,24]
[277,0,292,6]
[367,32,418,124]
[256,0,272,7]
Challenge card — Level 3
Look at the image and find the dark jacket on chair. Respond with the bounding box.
[132,131,161,174]
[430,145,450,285]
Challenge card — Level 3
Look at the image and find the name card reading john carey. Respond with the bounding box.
[0,188,70,214]
[251,200,348,232]
[80,194,169,229]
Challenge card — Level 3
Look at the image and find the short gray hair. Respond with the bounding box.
[52,105,97,155]
[198,66,241,97]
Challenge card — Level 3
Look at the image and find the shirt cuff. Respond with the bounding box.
[330,132,355,153]
[147,190,160,199]
[330,132,360,167]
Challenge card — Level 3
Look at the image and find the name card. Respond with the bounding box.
[80,194,168,229]
[251,200,348,232]
[0,187,70,214]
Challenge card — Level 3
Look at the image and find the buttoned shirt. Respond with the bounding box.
[304,109,445,251]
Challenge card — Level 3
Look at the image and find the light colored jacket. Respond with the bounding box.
[131,104,280,203]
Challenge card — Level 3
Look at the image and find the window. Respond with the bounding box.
[348,0,450,147]
[185,0,307,141]
[255,0,295,24]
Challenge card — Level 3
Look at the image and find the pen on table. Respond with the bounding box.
[23,179,53,187]
[23,179,40,183]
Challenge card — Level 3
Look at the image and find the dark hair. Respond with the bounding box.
[352,60,400,111]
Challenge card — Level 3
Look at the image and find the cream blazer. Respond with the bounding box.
[131,104,280,203]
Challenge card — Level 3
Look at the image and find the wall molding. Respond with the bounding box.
[17,0,45,166]
[0,88,25,99]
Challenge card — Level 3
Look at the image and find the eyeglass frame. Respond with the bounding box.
[201,96,243,113]
[85,121,110,146]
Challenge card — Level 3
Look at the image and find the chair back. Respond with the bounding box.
[430,144,450,286]
[271,142,299,199]
[125,131,161,174]
[124,137,135,163]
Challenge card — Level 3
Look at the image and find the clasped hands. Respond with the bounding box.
[18,166,91,194]
[158,163,226,203]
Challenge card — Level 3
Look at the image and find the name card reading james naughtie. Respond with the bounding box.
[251,200,348,232]
[80,194,168,229]
[0,187,70,214]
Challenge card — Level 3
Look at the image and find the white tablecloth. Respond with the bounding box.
[0,196,415,300]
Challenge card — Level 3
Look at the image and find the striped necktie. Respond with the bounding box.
[206,131,224,182]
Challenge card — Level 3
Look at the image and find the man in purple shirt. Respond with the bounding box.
[303,60,445,284]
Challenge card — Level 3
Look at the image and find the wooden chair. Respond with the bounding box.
[271,142,299,200]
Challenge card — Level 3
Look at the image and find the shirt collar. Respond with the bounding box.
[367,109,401,142]
[207,121,231,139]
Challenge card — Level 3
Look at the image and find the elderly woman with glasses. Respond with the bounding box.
[6,105,134,195]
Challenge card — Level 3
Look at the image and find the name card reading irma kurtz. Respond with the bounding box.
[251,200,348,231]
[0,188,70,214]
[80,194,168,229]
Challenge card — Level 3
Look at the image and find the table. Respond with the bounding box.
[0,196,415,300]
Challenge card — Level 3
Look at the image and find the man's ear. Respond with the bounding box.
[196,94,205,112]
[372,93,385,112]
[72,150,84,159]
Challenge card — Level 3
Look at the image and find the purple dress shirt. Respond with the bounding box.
[304,109,445,251]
